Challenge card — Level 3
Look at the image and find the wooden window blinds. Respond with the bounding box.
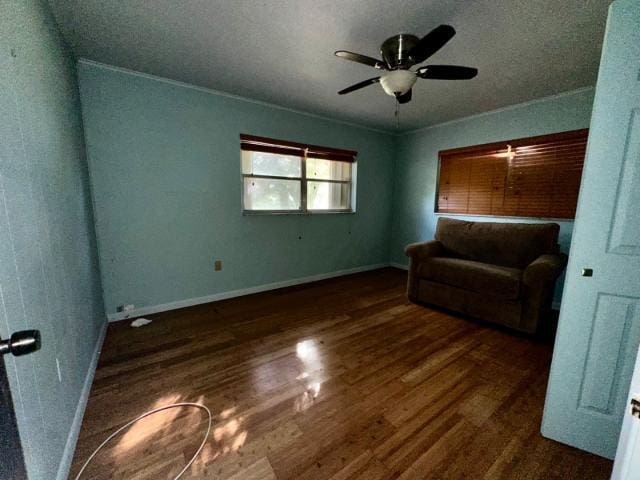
[240,134,357,163]
[436,129,588,219]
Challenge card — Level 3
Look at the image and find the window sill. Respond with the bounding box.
[242,210,356,216]
[434,212,574,222]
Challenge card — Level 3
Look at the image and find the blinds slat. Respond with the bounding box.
[241,143,304,157]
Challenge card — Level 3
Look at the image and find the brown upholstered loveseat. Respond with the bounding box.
[405,217,567,333]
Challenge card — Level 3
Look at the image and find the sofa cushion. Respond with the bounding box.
[418,257,522,300]
[434,217,560,269]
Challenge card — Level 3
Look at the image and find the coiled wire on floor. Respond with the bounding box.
[74,402,212,480]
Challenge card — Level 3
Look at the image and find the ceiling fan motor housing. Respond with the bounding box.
[380,34,420,69]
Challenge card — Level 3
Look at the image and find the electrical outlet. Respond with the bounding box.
[117,304,135,312]
[214,260,222,271]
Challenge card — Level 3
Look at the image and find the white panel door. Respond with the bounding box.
[541,0,640,459]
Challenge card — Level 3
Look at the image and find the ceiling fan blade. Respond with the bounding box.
[409,25,456,64]
[397,89,412,104]
[338,77,380,95]
[335,51,386,69]
[417,65,478,80]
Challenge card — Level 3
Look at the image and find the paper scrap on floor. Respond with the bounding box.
[131,318,152,328]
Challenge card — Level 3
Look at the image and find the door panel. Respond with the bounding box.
[0,24,59,478]
[607,109,640,255]
[579,294,639,415]
[0,45,41,479]
[542,0,640,459]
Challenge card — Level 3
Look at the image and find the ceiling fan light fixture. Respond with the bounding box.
[380,70,417,97]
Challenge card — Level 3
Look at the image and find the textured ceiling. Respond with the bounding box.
[48,0,611,132]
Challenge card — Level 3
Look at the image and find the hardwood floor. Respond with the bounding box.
[70,268,613,479]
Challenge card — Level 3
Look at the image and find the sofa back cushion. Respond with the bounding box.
[434,217,560,269]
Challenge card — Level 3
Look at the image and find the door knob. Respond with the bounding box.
[581,268,593,277]
[0,330,41,357]
[631,396,640,419]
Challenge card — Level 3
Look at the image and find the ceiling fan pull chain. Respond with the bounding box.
[395,98,400,129]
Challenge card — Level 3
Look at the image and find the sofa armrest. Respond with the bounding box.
[404,240,444,302]
[523,253,568,286]
[404,240,444,261]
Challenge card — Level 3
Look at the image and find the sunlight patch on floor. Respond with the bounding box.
[114,393,183,457]
[294,339,324,412]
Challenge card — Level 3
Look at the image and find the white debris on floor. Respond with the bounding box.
[130,318,152,328]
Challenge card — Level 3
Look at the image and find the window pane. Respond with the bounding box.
[241,150,301,177]
[307,181,351,210]
[306,157,351,181]
[243,177,301,211]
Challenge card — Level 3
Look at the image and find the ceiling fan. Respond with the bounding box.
[335,25,477,104]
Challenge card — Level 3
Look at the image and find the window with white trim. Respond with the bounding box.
[240,135,356,213]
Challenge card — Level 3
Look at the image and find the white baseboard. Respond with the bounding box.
[107,263,390,322]
[56,319,108,480]
[389,262,409,271]
[105,260,560,321]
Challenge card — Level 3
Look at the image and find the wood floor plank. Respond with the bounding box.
[400,330,482,384]
[70,268,613,479]
[226,457,276,480]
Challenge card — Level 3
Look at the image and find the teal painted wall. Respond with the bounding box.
[78,62,396,316]
[0,1,104,479]
[388,88,595,303]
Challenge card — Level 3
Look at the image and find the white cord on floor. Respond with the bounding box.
[74,402,212,480]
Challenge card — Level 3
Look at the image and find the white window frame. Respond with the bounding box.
[241,149,356,215]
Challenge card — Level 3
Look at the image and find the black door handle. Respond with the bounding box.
[0,330,41,357]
